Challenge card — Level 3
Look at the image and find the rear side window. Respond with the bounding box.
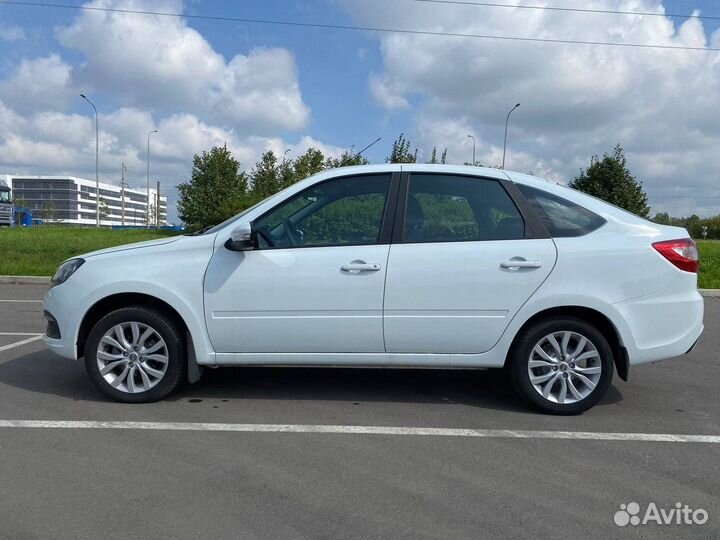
[517,184,605,238]
[403,174,525,243]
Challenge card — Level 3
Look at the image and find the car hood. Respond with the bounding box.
[82,236,184,259]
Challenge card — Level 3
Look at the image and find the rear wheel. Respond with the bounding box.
[84,306,185,403]
[509,317,614,415]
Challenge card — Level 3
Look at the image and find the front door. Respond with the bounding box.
[383,173,557,355]
[204,173,396,354]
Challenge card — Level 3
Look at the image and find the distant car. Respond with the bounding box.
[43,165,703,414]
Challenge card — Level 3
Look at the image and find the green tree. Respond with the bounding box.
[146,203,157,227]
[292,148,326,182]
[98,197,110,222]
[464,161,501,168]
[387,133,417,163]
[651,212,671,225]
[647,212,720,239]
[251,147,369,200]
[325,150,369,168]
[179,143,375,229]
[569,144,650,218]
[42,201,57,222]
[177,144,250,230]
[683,214,702,238]
[428,146,448,164]
[250,150,283,199]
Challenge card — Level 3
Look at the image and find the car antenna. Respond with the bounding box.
[356,137,382,157]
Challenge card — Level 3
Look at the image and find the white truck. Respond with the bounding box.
[0,178,13,226]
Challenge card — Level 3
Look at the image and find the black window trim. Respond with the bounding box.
[515,183,607,238]
[247,171,401,250]
[391,172,550,244]
[501,179,551,239]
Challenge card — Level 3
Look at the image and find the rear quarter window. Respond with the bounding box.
[517,184,606,238]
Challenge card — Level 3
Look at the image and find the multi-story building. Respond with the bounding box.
[1,175,168,226]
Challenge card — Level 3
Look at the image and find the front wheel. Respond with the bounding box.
[84,306,185,403]
[508,317,614,415]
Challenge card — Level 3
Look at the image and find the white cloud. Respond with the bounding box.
[0,0,341,222]
[0,99,348,222]
[0,99,324,179]
[0,25,25,42]
[0,55,74,113]
[343,0,720,215]
[153,114,238,161]
[369,74,409,110]
[209,48,309,132]
[57,0,310,133]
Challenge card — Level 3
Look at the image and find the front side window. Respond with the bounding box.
[0,191,10,203]
[254,174,391,249]
[516,184,606,237]
[403,174,525,243]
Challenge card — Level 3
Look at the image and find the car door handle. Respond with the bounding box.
[500,259,542,269]
[341,262,381,272]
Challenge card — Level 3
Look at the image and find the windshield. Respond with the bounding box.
[0,190,11,203]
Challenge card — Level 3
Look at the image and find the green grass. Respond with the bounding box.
[0,226,180,276]
[697,240,720,289]
[2,227,719,289]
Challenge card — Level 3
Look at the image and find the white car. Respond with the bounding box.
[44,164,703,414]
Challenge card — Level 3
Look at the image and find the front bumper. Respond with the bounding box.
[42,284,82,360]
[43,311,61,339]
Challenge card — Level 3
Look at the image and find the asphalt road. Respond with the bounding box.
[0,284,718,539]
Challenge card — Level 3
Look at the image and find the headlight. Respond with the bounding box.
[51,258,85,286]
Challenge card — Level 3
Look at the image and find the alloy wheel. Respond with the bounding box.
[527,331,602,405]
[96,322,169,393]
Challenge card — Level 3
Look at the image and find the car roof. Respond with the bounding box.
[320,163,510,180]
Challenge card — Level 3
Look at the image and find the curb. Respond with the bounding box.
[700,289,720,298]
[0,276,51,284]
[0,276,719,297]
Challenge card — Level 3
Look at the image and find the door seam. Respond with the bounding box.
[381,245,392,352]
[381,166,404,354]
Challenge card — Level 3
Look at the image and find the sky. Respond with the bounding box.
[1,0,719,223]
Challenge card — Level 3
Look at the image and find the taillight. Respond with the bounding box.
[652,238,699,273]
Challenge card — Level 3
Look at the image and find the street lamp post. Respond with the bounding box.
[120,162,127,227]
[147,129,158,228]
[466,134,475,166]
[502,103,521,170]
[80,94,100,227]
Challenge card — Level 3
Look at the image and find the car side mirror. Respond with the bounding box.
[225,222,257,251]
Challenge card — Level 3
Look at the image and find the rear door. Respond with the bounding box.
[383,173,557,355]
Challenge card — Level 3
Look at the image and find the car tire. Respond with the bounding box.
[508,317,614,415]
[84,306,185,403]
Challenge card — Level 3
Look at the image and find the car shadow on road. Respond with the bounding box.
[0,349,623,413]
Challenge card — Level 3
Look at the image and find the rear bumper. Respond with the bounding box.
[685,336,701,354]
[614,281,704,366]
